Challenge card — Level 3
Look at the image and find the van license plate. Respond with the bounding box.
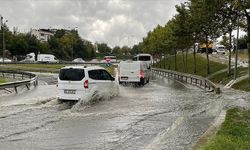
[64,90,76,94]
[121,77,128,80]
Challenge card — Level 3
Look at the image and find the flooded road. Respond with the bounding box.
[0,74,243,150]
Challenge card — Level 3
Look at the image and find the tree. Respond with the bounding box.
[97,43,112,54]
[112,46,121,55]
[171,3,193,72]
[189,0,223,75]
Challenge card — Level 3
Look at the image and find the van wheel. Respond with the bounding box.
[139,78,145,86]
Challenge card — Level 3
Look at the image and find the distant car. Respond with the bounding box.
[118,61,150,86]
[0,58,12,63]
[89,59,99,63]
[216,45,226,54]
[104,56,117,63]
[72,58,85,63]
[57,66,117,102]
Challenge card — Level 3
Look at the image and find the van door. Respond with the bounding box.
[120,62,140,82]
[58,68,85,100]
[88,69,113,96]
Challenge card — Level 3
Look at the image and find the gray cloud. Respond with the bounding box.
[0,0,184,47]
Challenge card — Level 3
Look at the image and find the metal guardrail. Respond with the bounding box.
[0,70,38,93]
[0,62,119,65]
[152,68,220,94]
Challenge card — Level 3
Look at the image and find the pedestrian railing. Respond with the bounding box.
[0,70,38,93]
[152,68,220,94]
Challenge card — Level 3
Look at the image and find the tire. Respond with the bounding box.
[139,78,145,86]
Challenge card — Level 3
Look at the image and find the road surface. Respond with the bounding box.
[0,73,248,150]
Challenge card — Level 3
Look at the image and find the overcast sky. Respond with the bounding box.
[0,0,185,47]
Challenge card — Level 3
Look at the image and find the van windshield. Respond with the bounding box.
[138,56,151,61]
[59,68,85,81]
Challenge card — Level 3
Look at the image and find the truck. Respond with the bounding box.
[22,52,59,63]
[198,41,214,53]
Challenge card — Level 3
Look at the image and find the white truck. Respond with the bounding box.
[23,53,59,63]
[118,60,150,86]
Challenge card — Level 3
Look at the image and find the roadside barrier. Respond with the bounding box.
[152,68,220,94]
[0,70,38,93]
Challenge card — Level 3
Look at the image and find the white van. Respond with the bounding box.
[38,54,59,63]
[57,66,117,101]
[134,54,153,69]
[118,61,150,85]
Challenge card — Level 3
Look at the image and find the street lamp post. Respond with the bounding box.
[0,15,8,63]
[68,26,78,60]
[234,12,240,80]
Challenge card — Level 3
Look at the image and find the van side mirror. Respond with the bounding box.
[111,77,115,81]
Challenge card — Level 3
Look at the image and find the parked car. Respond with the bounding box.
[0,58,12,62]
[57,66,117,102]
[133,53,153,69]
[72,58,85,63]
[118,61,150,86]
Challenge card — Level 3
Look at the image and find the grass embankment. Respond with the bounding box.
[209,67,248,84]
[232,78,250,92]
[0,63,116,75]
[0,78,6,84]
[200,108,250,150]
[154,54,227,77]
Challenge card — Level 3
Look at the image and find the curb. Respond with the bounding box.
[192,110,226,150]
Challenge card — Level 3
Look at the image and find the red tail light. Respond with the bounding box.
[139,64,143,78]
[84,80,88,89]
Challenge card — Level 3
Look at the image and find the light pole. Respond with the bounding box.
[234,12,240,80]
[1,15,8,63]
[68,26,78,60]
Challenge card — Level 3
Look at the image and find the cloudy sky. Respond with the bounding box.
[0,0,185,47]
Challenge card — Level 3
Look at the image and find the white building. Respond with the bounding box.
[30,29,54,42]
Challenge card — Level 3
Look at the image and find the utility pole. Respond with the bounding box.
[0,15,3,63]
[0,15,7,63]
[234,14,240,80]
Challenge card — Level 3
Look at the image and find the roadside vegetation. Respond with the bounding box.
[154,54,226,77]
[200,108,250,150]
[209,67,248,85]
[232,78,250,92]
[0,78,6,84]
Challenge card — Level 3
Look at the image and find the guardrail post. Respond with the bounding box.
[214,87,220,94]
[14,86,18,93]
[26,84,30,90]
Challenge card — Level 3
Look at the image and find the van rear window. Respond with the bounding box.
[138,56,151,61]
[59,68,85,81]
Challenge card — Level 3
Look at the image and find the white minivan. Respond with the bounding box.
[57,66,117,102]
[134,54,153,69]
[118,61,150,85]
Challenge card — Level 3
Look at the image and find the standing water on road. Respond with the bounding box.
[0,73,246,150]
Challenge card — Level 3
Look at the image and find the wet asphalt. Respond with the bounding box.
[0,73,248,150]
